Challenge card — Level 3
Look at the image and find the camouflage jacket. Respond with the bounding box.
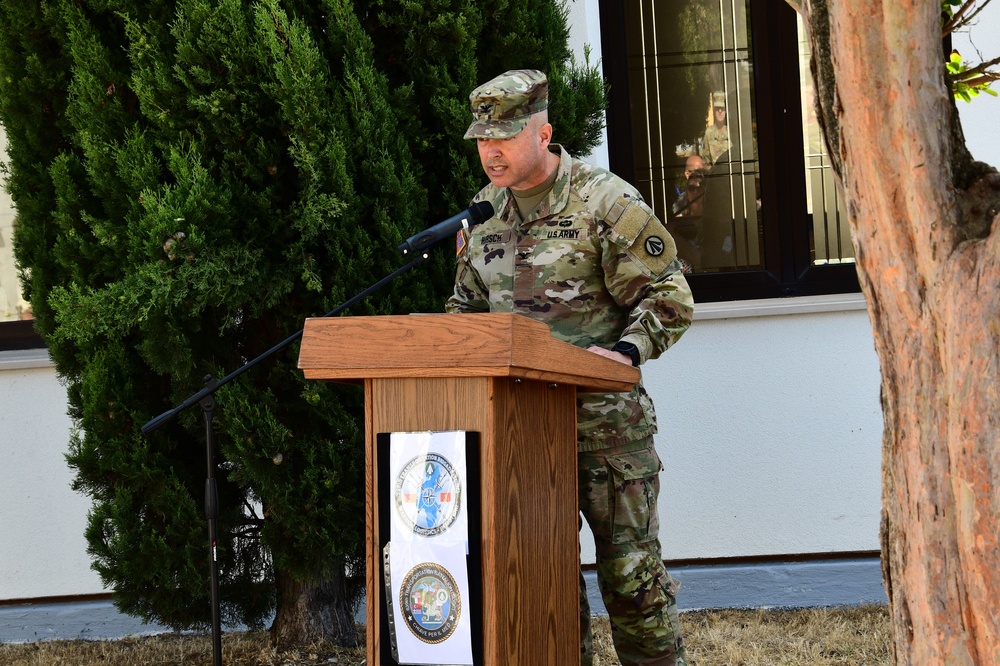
[701,124,731,166]
[445,146,694,451]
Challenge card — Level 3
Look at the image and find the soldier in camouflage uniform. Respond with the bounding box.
[446,69,693,666]
[701,91,731,167]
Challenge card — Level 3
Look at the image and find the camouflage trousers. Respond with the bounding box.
[578,436,687,666]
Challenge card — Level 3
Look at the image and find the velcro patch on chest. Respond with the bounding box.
[476,230,514,245]
[526,226,590,241]
[607,196,676,275]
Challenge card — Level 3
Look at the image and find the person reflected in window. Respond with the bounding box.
[701,91,731,167]
[672,155,706,218]
[699,148,737,269]
[669,155,707,272]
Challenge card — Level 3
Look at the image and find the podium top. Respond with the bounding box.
[297,313,639,393]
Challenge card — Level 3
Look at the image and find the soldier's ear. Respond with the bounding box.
[538,121,553,148]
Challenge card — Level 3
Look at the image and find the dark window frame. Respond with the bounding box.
[600,0,860,303]
[0,319,44,351]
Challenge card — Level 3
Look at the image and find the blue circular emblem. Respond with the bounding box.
[394,453,462,537]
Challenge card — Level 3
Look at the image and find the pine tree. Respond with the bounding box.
[0,0,605,647]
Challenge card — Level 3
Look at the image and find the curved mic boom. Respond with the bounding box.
[398,201,495,255]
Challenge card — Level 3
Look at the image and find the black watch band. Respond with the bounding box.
[611,341,640,366]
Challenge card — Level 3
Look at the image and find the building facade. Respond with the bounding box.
[2,0,998,607]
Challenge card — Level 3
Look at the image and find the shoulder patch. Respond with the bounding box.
[633,216,677,275]
[605,195,676,275]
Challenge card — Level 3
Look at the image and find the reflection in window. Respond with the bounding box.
[618,0,855,277]
[798,14,853,265]
[622,0,760,274]
[0,220,29,322]
[0,126,30,323]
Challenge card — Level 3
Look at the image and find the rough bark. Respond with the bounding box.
[270,567,359,650]
[800,1,1000,664]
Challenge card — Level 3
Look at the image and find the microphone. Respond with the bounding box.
[398,201,494,255]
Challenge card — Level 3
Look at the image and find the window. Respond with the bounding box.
[600,0,858,302]
[798,12,852,267]
[0,126,42,350]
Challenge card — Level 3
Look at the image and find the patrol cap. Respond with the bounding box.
[712,91,727,108]
[463,69,549,140]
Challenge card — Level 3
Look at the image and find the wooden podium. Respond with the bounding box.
[298,313,638,665]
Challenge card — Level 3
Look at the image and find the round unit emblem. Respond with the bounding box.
[400,562,462,644]
[394,453,462,537]
[644,236,665,256]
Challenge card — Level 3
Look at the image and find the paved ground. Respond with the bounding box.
[1,559,886,643]
[0,599,175,643]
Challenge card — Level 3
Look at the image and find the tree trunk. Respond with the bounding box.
[270,567,359,650]
[801,1,1000,663]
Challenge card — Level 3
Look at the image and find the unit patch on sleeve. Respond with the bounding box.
[606,195,676,274]
[633,217,676,275]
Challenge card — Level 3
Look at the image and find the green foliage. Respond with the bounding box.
[948,50,999,102]
[941,1,999,102]
[942,0,965,15]
[0,0,605,635]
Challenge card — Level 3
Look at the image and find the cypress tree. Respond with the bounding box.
[0,0,604,647]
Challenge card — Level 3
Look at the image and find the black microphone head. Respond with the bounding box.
[470,200,495,225]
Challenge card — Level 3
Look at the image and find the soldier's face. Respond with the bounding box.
[477,115,554,192]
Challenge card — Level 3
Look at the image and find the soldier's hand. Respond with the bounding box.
[586,345,632,365]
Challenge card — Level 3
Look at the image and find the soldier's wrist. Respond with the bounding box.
[611,341,641,366]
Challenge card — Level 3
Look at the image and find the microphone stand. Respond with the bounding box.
[199,374,222,666]
[141,250,431,666]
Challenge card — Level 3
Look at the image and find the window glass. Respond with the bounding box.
[0,124,41,351]
[798,13,854,265]
[0,126,30,323]
[0,226,29,323]
[622,0,761,274]
[603,0,860,301]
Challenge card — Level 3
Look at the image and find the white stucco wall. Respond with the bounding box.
[564,0,610,171]
[580,296,885,564]
[662,302,882,559]
[0,352,105,599]
[2,302,884,599]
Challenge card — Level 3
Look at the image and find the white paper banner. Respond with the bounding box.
[389,431,469,550]
[389,540,474,665]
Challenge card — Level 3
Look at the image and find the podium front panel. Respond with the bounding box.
[365,376,579,666]
[376,431,483,665]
